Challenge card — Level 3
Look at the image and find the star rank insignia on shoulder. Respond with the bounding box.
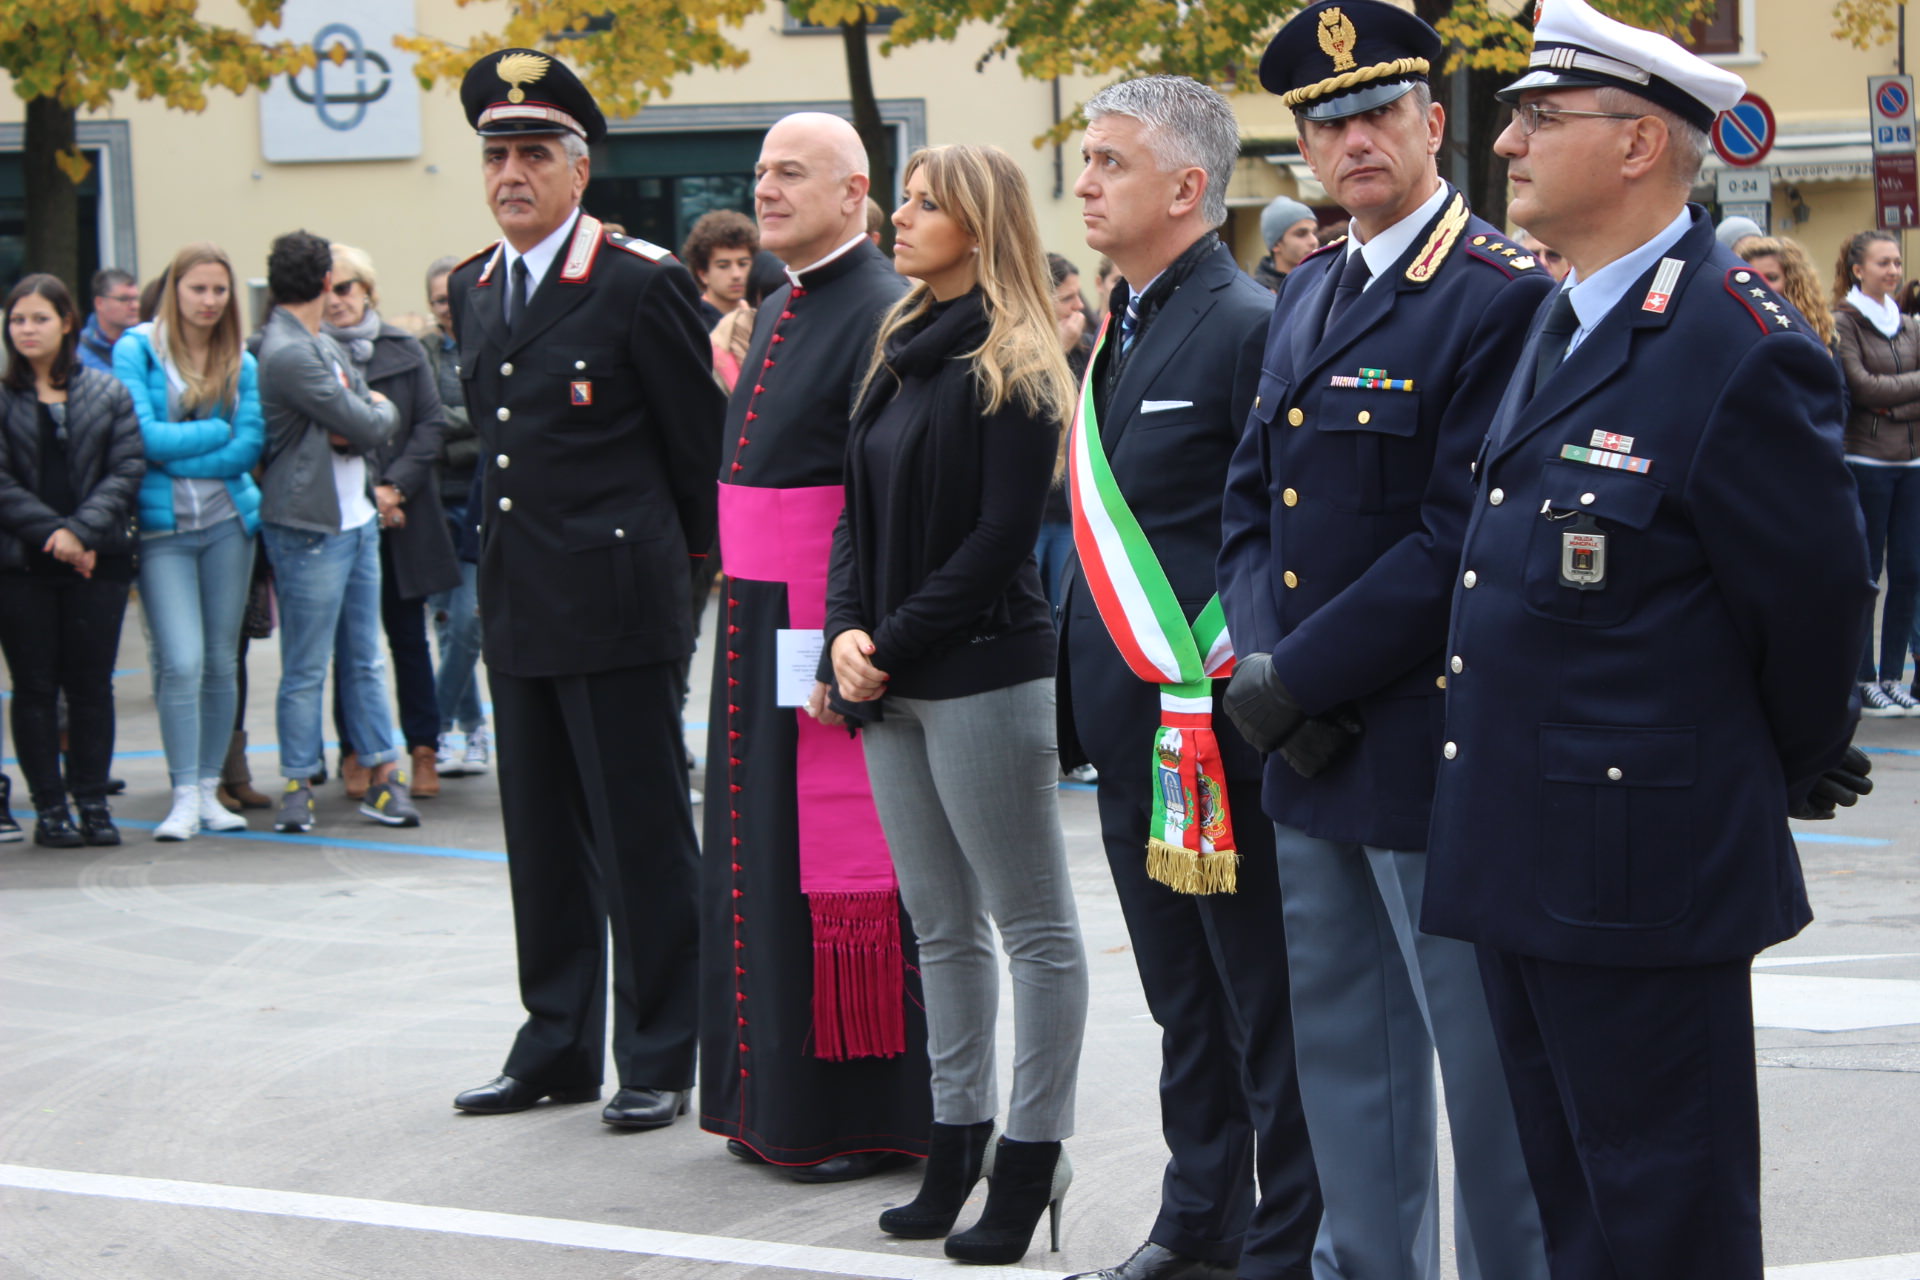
[1724,266,1796,334]
[1463,232,1541,277]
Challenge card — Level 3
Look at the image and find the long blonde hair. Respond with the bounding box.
[156,243,243,413]
[1740,236,1833,347]
[860,145,1075,436]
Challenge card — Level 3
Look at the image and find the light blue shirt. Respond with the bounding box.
[1559,206,1694,354]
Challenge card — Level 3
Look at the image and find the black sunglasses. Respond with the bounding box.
[331,280,361,297]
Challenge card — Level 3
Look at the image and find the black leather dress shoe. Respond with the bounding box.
[1067,1240,1236,1280]
[788,1149,919,1184]
[601,1087,690,1129]
[726,1138,768,1163]
[453,1074,599,1114]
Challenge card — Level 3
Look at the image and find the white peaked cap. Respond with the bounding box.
[1499,0,1746,132]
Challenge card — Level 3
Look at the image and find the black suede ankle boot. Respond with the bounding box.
[944,1137,1071,1265]
[878,1120,996,1239]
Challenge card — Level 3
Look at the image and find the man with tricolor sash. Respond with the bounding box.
[1056,75,1320,1280]
[1216,5,1554,1280]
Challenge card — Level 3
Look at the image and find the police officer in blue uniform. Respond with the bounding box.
[445,50,725,1129]
[1216,5,1554,1278]
[1419,2,1874,1275]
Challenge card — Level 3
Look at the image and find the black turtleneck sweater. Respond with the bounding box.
[823,291,1060,701]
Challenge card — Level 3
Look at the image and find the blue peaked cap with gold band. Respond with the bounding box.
[1497,0,1744,133]
[1259,0,1442,122]
[461,48,607,144]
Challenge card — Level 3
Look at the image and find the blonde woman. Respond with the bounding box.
[1738,235,1833,347]
[112,244,263,840]
[818,143,1086,1265]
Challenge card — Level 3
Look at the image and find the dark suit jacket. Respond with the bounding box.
[1217,188,1554,851]
[1060,237,1271,786]
[449,211,725,677]
[1421,208,1872,966]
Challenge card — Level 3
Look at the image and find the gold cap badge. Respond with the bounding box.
[1318,8,1358,72]
[496,51,550,105]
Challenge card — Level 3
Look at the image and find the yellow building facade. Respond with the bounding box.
[0,0,1909,316]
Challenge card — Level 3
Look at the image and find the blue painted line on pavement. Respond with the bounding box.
[1793,832,1891,846]
[110,818,508,862]
[1861,746,1920,757]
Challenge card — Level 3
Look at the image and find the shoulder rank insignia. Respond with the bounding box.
[1299,235,1348,268]
[465,241,504,287]
[1404,194,1468,284]
[611,233,674,264]
[1725,267,1795,334]
[1463,231,1540,278]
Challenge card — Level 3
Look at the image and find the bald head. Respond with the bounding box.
[755,113,873,268]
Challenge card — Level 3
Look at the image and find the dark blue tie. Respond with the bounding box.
[1118,290,1142,355]
[1322,247,1371,338]
[506,258,529,331]
[1531,290,1580,396]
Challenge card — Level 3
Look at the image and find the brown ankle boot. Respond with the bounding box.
[220,732,272,810]
[341,750,371,800]
[409,745,440,798]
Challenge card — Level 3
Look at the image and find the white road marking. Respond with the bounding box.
[1751,975,1920,1032]
[1766,1253,1920,1279]
[1754,954,1920,969]
[0,1163,1065,1278]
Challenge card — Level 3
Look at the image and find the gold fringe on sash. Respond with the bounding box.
[1146,837,1240,895]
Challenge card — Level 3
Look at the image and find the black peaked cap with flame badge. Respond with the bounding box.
[461,48,607,144]
[1260,0,1443,122]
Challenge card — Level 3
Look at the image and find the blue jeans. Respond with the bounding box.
[262,519,399,779]
[1849,463,1920,683]
[138,517,255,786]
[428,509,485,733]
[1033,519,1075,620]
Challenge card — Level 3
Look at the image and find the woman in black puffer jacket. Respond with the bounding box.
[0,274,145,846]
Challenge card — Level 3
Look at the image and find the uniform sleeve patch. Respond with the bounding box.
[1724,267,1795,334]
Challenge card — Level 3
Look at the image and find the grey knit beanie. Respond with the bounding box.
[1261,196,1316,248]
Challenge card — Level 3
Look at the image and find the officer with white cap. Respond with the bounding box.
[1420,1,1875,1276]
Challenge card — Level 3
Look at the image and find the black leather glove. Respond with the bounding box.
[1223,652,1308,756]
[1787,745,1873,821]
[1281,704,1364,779]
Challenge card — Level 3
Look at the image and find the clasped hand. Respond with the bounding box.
[830,629,889,702]
[43,527,95,578]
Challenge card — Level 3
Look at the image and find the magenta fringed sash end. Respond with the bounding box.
[808,889,907,1061]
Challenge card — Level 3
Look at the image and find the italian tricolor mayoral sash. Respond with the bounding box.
[1068,317,1239,894]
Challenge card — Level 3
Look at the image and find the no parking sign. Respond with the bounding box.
[1712,93,1775,168]
[1869,74,1915,155]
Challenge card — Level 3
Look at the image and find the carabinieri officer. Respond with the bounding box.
[446,50,725,1130]
[1216,5,1555,1278]
[1420,1,1874,1275]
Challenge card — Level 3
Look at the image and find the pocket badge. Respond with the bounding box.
[570,380,593,406]
[1559,514,1607,591]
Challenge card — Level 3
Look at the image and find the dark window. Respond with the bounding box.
[1686,2,1741,56]
[588,130,763,253]
[0,150,103,293]
[784,6,900,32]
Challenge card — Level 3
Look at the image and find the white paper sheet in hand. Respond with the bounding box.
[774,629,826,708]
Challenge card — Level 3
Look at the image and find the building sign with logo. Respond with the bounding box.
[259,0,420,163]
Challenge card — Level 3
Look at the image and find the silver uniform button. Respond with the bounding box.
[497,406,510,422]
[575,359,587,370]
[495,454,509,469]
[1489,488,1505,505]
[1581,492,1596,505]
[1450,656,1464,674]
[614,528,625,538]
[497,496,512,512]
[500,362,513,377]
[1463,570,1478,588]
[1607,767,1623,781]
[1735,271,1751,284]
[1443,742,1458,760]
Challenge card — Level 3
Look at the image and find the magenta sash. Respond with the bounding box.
[717,481,903,1060]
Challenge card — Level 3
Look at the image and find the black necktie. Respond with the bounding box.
[1322,248,1372,337]
[506,258,530,331]
[1531,290,1580,395]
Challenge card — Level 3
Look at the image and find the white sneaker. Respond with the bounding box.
[436,731,468,777]
[155,785,201,841]
[198,779,247,831]
[1882,680,1920,715]
[462,728,491,774]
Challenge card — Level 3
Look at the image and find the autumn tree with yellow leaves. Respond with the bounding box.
[2,2,309,291]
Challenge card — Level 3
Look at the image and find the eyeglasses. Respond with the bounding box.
[1511,103,1646,136]
[330,280,361,297]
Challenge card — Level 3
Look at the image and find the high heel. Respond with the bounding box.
[878,1119,998,1238]
[944,1137,1071,1265]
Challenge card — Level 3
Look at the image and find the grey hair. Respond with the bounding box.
[1084,75,1240,228]
[560,130,589,166]
[1594,87,1706,189]
[425,254,462,291]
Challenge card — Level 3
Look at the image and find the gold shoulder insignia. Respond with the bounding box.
[1511,255,1537,270]
[1404,194,1468,284]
